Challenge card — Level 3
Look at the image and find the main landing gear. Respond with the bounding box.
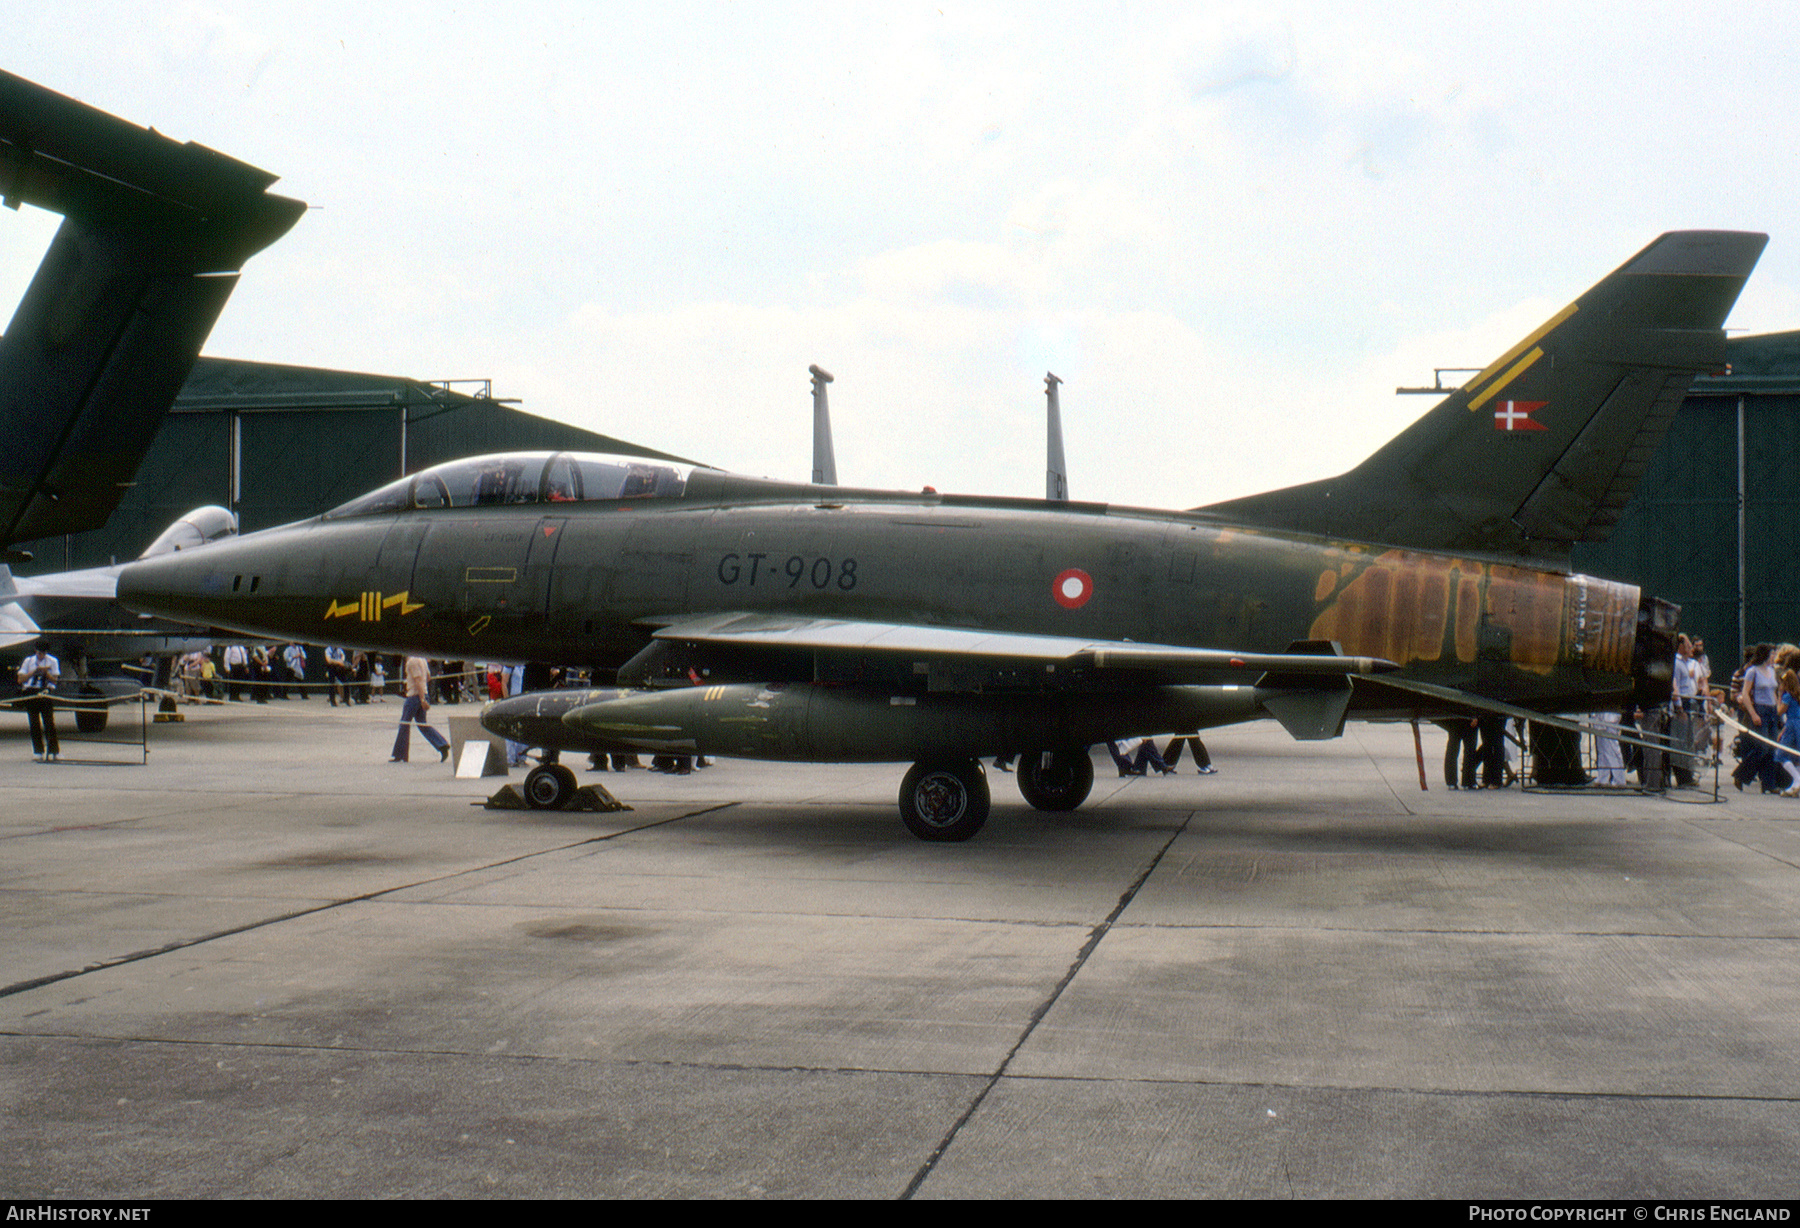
[897,747,1097,841]
[1015,747,1094,812]
[899,759,990,842]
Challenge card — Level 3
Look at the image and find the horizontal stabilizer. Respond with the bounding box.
[1202,231,1767,561]
[1375,673,1688,761]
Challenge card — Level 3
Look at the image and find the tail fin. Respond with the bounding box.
[1045,372,1068,501]
[809,364,837,485]
[0,71,305,555]
[1202,231,1767,561]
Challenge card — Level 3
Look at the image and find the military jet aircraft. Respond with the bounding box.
[118,230,1766,839]
[0,70,301,733]
[2,505,238,652]
[2,505,239,730]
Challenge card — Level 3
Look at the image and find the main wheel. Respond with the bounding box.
[898,759,990,842]
[74,687,108,735]
[523,762,578,809]
[1016,747,1094,811]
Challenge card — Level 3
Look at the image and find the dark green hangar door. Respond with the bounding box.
[1572,332,1800,660]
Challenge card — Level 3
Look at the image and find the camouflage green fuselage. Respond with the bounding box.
[118,472,1641,714]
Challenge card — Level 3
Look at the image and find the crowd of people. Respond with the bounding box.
[170,645,483,708]
[1582,633,1800,795]
[1710,638,1800,796]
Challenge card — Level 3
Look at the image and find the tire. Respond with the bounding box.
[74,688,108,735]
[1016,747,1094,811]
[898,759,990,842]
[524,762,578,809]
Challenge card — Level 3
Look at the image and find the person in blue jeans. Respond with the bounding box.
[1106,737,1171,776]
[1733,644,1784,793]
[391,655,450,763]
[1776,669,1800,797]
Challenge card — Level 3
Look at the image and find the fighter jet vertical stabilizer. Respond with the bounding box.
[1202,231,1767,562]
[809,364,837,486]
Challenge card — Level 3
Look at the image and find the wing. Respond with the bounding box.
[618,611,1398,742]
[12,564,119,602]
[634,611,1398,680]
[488,614,1401,761]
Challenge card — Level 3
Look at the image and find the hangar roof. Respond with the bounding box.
[1693,331,1800,395]
[174,356,695,466]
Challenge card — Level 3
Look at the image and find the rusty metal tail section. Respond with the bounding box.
[1306,547,1638,695]
[1567,573,1639,678]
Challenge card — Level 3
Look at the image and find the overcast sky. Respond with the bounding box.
[6,2,1797,510]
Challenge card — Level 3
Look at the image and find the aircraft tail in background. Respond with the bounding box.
[0,70,306,556]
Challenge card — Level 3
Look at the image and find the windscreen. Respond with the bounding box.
[323,452,691,518]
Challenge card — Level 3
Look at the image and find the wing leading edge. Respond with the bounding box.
[633,611,1398,681]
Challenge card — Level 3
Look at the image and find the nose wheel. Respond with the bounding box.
[898,759,990,841]
[74,686,110,735]
[524,762,578,809]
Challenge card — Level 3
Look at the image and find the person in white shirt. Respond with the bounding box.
[16,639,60,761]
[283,643,308,699]
[223,643,249,701]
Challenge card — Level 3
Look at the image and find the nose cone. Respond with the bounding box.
[117,527,300,639]
[117,545,232,624]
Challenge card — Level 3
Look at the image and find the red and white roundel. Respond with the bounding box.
[1053,568,1094,609]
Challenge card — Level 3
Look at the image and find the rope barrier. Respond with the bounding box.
[1715,707,1788,754]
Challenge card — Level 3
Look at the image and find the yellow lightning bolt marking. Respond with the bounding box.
[325,590,425,620]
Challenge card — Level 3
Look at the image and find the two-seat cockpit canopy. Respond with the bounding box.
[324,452,694,519]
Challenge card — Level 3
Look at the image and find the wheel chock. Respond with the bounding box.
[484,784,528,809]
[571,783,631,812]
[482,782,632,812]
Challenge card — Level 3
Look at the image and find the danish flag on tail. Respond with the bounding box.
[1493,400,1547,432]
